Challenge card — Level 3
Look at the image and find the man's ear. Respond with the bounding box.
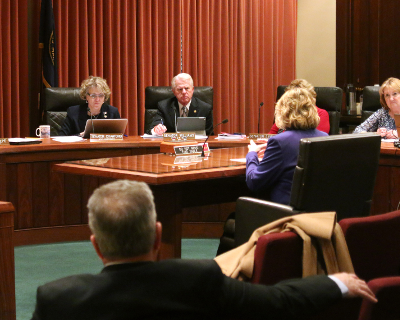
[90,234,107,264]
[153,222,162,253]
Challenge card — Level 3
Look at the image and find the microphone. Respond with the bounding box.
[258,102,264,134]
[174,107,177,132]
[201,118,229,157]
[87,107,95,134]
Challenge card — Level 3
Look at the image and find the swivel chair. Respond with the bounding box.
[361,86,381,122]
[144,86,213,134]
[234,133,381,248]
[44,87,81,136]
[277,86,343,135]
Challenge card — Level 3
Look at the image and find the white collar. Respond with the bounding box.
[178,100,192,114]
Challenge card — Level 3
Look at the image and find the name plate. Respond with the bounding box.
[174,144,203,155]
[248,133,275,140]
[90,133,124,141]
[163,132,196,141]
[0,138,9,145]
[174,155,203,164]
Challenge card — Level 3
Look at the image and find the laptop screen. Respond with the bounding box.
[83,119,128,138]
[176,117,206,135]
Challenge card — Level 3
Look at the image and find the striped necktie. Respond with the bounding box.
[181,106,188,117]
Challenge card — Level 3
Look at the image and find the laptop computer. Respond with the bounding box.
[83,119,128,138]
[176,117,206,135]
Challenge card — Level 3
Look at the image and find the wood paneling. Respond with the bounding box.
[32,162,50,227]
[337,0,400,90]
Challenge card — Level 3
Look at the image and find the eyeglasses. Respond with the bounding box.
[87,93,105,99]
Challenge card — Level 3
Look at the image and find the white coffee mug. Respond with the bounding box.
[36,125,51,139]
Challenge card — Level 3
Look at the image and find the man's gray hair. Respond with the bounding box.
[88,180,157,259]
[171,73,194,89]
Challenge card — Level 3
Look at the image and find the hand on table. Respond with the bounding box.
[153,124,167,136]
[377,128,397,139]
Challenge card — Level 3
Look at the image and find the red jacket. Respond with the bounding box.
[268,107,330,134]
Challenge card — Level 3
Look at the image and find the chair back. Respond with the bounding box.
[44,87,81,135]
[358,277,400,320]
[361,86,381,122]
[144,86,213,134]
[44,87,111,136]
[251,231,303,285]
[235,197,295,247]
[339,210,400,281]
[290,133,381,220]
[277,85,343,135]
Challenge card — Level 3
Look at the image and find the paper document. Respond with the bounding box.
[230,158,246,163]
[52,136,84,142]
[141,134,163,138]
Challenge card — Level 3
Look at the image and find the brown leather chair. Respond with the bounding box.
[361,86,381,122]
[277,85,343,135]
[144,86,213,134]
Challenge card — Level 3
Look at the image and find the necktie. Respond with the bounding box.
[182,106,188,117]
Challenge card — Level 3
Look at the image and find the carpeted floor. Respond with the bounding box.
[15,238,219,320]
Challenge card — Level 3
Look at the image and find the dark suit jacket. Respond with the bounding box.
[31,259,341,320]
[58,104,121,136]
[246,129,328,205]
[149,96,214,135]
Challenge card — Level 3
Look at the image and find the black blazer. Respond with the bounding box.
[149,96,214,135]
[58,104,121,136]
[31,259,341,320]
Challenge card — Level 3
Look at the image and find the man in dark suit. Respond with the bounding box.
[31,180,376,320]
[150,73,214,135]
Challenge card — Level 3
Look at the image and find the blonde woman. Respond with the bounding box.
[269,79,330,134]
[354,77,400,139]
[59,76,120,136]
[246,87,328,205]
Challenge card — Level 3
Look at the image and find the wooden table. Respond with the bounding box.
[0,136,163,245]
[53,147,250,259]
[0,136,249,245]
[372,141,400,215]
[2,135,400,247]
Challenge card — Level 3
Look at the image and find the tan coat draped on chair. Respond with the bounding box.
[214,212,354,280]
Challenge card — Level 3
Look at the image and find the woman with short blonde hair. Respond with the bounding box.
[246,87,327,205]
[275,88,320,130]
[59,76,120,136]
[269,79,330,134]
[354,77,400,139]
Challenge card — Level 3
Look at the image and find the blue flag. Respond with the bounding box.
[39,0,58,87]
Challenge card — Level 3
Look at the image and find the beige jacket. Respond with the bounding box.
[214,212,354,280]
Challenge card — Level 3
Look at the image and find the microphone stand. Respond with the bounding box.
[87,107,95,134]
[201,119,229,157]
[258,102,264,134]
